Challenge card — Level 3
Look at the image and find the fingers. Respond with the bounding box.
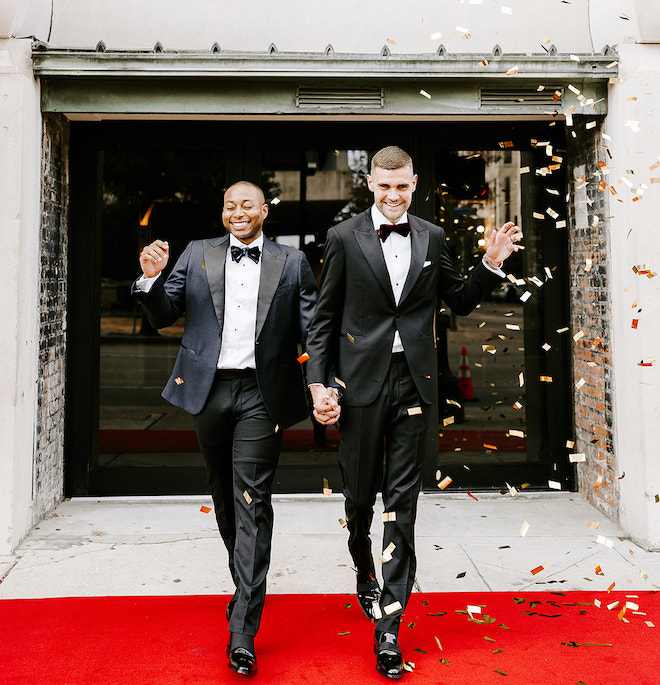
[140,240,169,264]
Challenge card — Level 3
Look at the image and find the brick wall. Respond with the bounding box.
[566,117,617,520]
[33,113,70,513]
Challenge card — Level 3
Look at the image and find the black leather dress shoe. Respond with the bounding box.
[227,634,257,676]
[357,575,382,621]
[374,632,405,680]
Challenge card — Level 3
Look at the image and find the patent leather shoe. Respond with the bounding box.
[227,634,257,676]
[356,575,382,621]
[374,632,405,680]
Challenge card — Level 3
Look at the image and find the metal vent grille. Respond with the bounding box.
[480,87,563,108]
[296,87,383,108]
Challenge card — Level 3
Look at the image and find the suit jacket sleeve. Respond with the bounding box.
[298,250,319,348]
[132,242,193,328]
[435,236,503,315]
[305,226,345,387]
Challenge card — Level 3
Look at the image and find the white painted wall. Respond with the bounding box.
[0,38,42,555]
[605,42,660,550]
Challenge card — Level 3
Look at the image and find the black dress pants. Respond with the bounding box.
[338,353,429,634]
[193,369,281,638]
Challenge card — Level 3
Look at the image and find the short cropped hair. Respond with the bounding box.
[224,181,266,205]
[370,146,414,173]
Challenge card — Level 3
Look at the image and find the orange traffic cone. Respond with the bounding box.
[458,346,477,401]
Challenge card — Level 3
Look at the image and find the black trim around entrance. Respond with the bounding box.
[66,119,573,497]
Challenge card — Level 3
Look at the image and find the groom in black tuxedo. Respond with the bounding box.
[306,146,521,679]
[133,181,317,676]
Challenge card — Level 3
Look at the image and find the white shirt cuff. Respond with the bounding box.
[482,255,506,278]
[135,273,161,292]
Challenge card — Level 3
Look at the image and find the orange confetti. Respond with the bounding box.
[468,492,479,501]
[595,565,604,575]
[607,582,616,593]
[483,443,498,450]
[631,319,639,329]
[530,565,545,576]
[200,506,212,514]
[297,352,310,364]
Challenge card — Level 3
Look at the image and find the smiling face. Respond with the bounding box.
[366,165,418,223]
[222,183,268,245]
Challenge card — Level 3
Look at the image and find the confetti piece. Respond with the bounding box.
[339,518,347,528]
[595,565,604,575]
[631,319,639,329]
[323,477,332,496]
[408,406,423,416]
[200,505,212,514]
[337,631,350,636]
[438,476,453,490]
[533,212,545,220]
[468,492,479,501]
[519,166,530,174]
[382,511,397,522]
[506,323,520,331]
[420,89,432,99]
[243,490,253,505]
[548,480,562,490]
[505,65,519,76]
[443,416,454,426]
[569,453,586,463]
[456,571,467,579]
[520,291,532,303]
[501,5,512,14]
[347,333,355,343]
[434,636,443,650]
[513,401,523,410]
[597,535,614,548]
[518,372,525,387]
[386,38,396,45]
[575,378,585,390]
[297,352,310,364]
[540,375,553,383]
[384,601,402,615]
[508,429,525,438]
[520,521,530,537]
[530,565,544,575]
[175,377,184,385]
[334,376,347,389]
[373,603,383,619]
[431,32,442,40]
[541,343,552,352]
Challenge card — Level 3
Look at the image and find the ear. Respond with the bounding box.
[262,203,269,219]
[411,174,418,192]
[366,173,374,191]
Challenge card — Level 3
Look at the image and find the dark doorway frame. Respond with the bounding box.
[66,119,573,496]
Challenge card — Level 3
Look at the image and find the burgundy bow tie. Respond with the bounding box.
[378,223,410,242]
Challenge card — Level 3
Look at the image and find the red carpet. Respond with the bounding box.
[1,592,657,684]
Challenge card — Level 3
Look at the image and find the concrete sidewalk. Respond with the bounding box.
[1,492,658,599]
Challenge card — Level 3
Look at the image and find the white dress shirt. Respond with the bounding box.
[371,204,411,353]
[135,234,263,369]
[217,233,263,369]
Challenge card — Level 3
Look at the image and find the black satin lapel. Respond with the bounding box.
[400,224,430,305]
[354,229,395,302]
[203,239,227,327]
[256,245,286,340]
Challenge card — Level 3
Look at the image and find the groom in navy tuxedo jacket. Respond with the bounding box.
[133,181,317,676]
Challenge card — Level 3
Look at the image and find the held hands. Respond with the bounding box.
[485,222,523,267]
[310,385,341,426]
[140,240,170,279]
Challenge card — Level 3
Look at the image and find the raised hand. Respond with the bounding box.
[140,240,170,279]
[486,222,523,267]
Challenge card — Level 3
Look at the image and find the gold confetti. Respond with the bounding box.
[323,477,332,496]
[347,333,355,344]
[243,490,253,505]
[334,376,347,388]
[386,37,396,45]
[407,407,423,416]
[382,511,397,522]
[384,601,403,615]
[588,521,599,530]
[520,521,530,537]
[443,416,455,427]
[434,636,443,650]
[540,375,553,383]
[438,476,453,490]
